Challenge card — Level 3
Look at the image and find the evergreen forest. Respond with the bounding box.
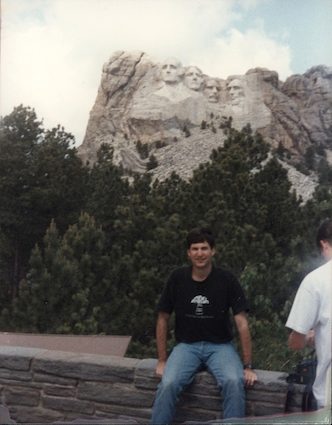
[1,105,331,372]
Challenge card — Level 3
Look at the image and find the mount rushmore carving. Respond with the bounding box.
[79,51,332,188]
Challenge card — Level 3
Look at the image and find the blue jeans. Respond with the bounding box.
[150,341,245,424]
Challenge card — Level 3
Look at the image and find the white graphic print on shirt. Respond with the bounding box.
[191,295,209,316]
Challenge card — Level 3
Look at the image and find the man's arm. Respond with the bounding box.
[234,311,257,386]
[155,311,170,377]
[288,329,315,350]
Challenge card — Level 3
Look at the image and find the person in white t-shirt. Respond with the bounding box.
[286,218,332,408]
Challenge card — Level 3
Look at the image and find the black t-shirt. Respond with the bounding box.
[157,266,249,343]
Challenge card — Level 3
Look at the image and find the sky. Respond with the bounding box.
[1,0,332,146]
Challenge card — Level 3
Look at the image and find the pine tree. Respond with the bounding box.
[85,144,129,240]
[0,107,87,298]
[11,214,112,334]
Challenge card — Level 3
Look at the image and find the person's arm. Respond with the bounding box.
[155,311,170,377]
[288,329,315,350]
[234,311,257,386]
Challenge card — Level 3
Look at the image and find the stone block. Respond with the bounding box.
[34,372,77,386]
[187,375,220,398]
[175,406,218,422]
[134,375,160,390]
[9,405,63,423]
[95,402,151,420]
[181,392,222,411]
[60,412,120,422]
[53,415,139,424]
[42,396,94,415]
[246,389,287,404]
[0,368,32,382]
[43,384,77,397]
[0,378,42,389]
[53,418,115,424]
[4,386,40,406]
[78,381,154,408]
[252,401,285,416]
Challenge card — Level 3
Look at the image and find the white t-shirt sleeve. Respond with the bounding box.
[286,277,319,334]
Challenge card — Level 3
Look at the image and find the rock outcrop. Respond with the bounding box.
[78,51,332,200]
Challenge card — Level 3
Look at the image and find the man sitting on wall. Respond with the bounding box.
[150,227,257,424]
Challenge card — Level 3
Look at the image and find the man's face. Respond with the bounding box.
[187,241,215,269]
[321,240,332,260]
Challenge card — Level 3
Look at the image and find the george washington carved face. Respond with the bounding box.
[160,58,183,84]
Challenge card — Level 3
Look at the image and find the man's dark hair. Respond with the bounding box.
[316,218,332,248]
[186,227,215,249]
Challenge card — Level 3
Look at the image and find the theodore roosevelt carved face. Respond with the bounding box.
[204,78,220,103]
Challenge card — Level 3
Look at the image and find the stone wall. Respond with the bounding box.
[0,346,304,423]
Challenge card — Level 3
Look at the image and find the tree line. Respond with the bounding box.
[1,105,331,371]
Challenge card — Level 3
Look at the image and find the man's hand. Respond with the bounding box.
[244,368,257,387]
[305,330,315,348]
[155,360,167,377]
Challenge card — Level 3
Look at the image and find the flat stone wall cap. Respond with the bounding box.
[75,353,140,369]
[136,358,157,372]
[0,346,46,358]
[256,369,288,383]
[34,349,139,368]
[33,350,140,382]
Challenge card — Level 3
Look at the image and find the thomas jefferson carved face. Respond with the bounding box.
[160,58,182,84]
[204,78,220,103]
[227,79,245,105]
[184,66,203,91]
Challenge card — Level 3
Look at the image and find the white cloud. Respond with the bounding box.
[1,0,292,145]
[193,27,292,80]
[1,10,92,141]
[48,0,239,64]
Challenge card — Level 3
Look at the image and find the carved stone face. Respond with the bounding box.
[227,79,245,105]
[204,78,220,103]
[160,58,182,84]
[184,66,203,91]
